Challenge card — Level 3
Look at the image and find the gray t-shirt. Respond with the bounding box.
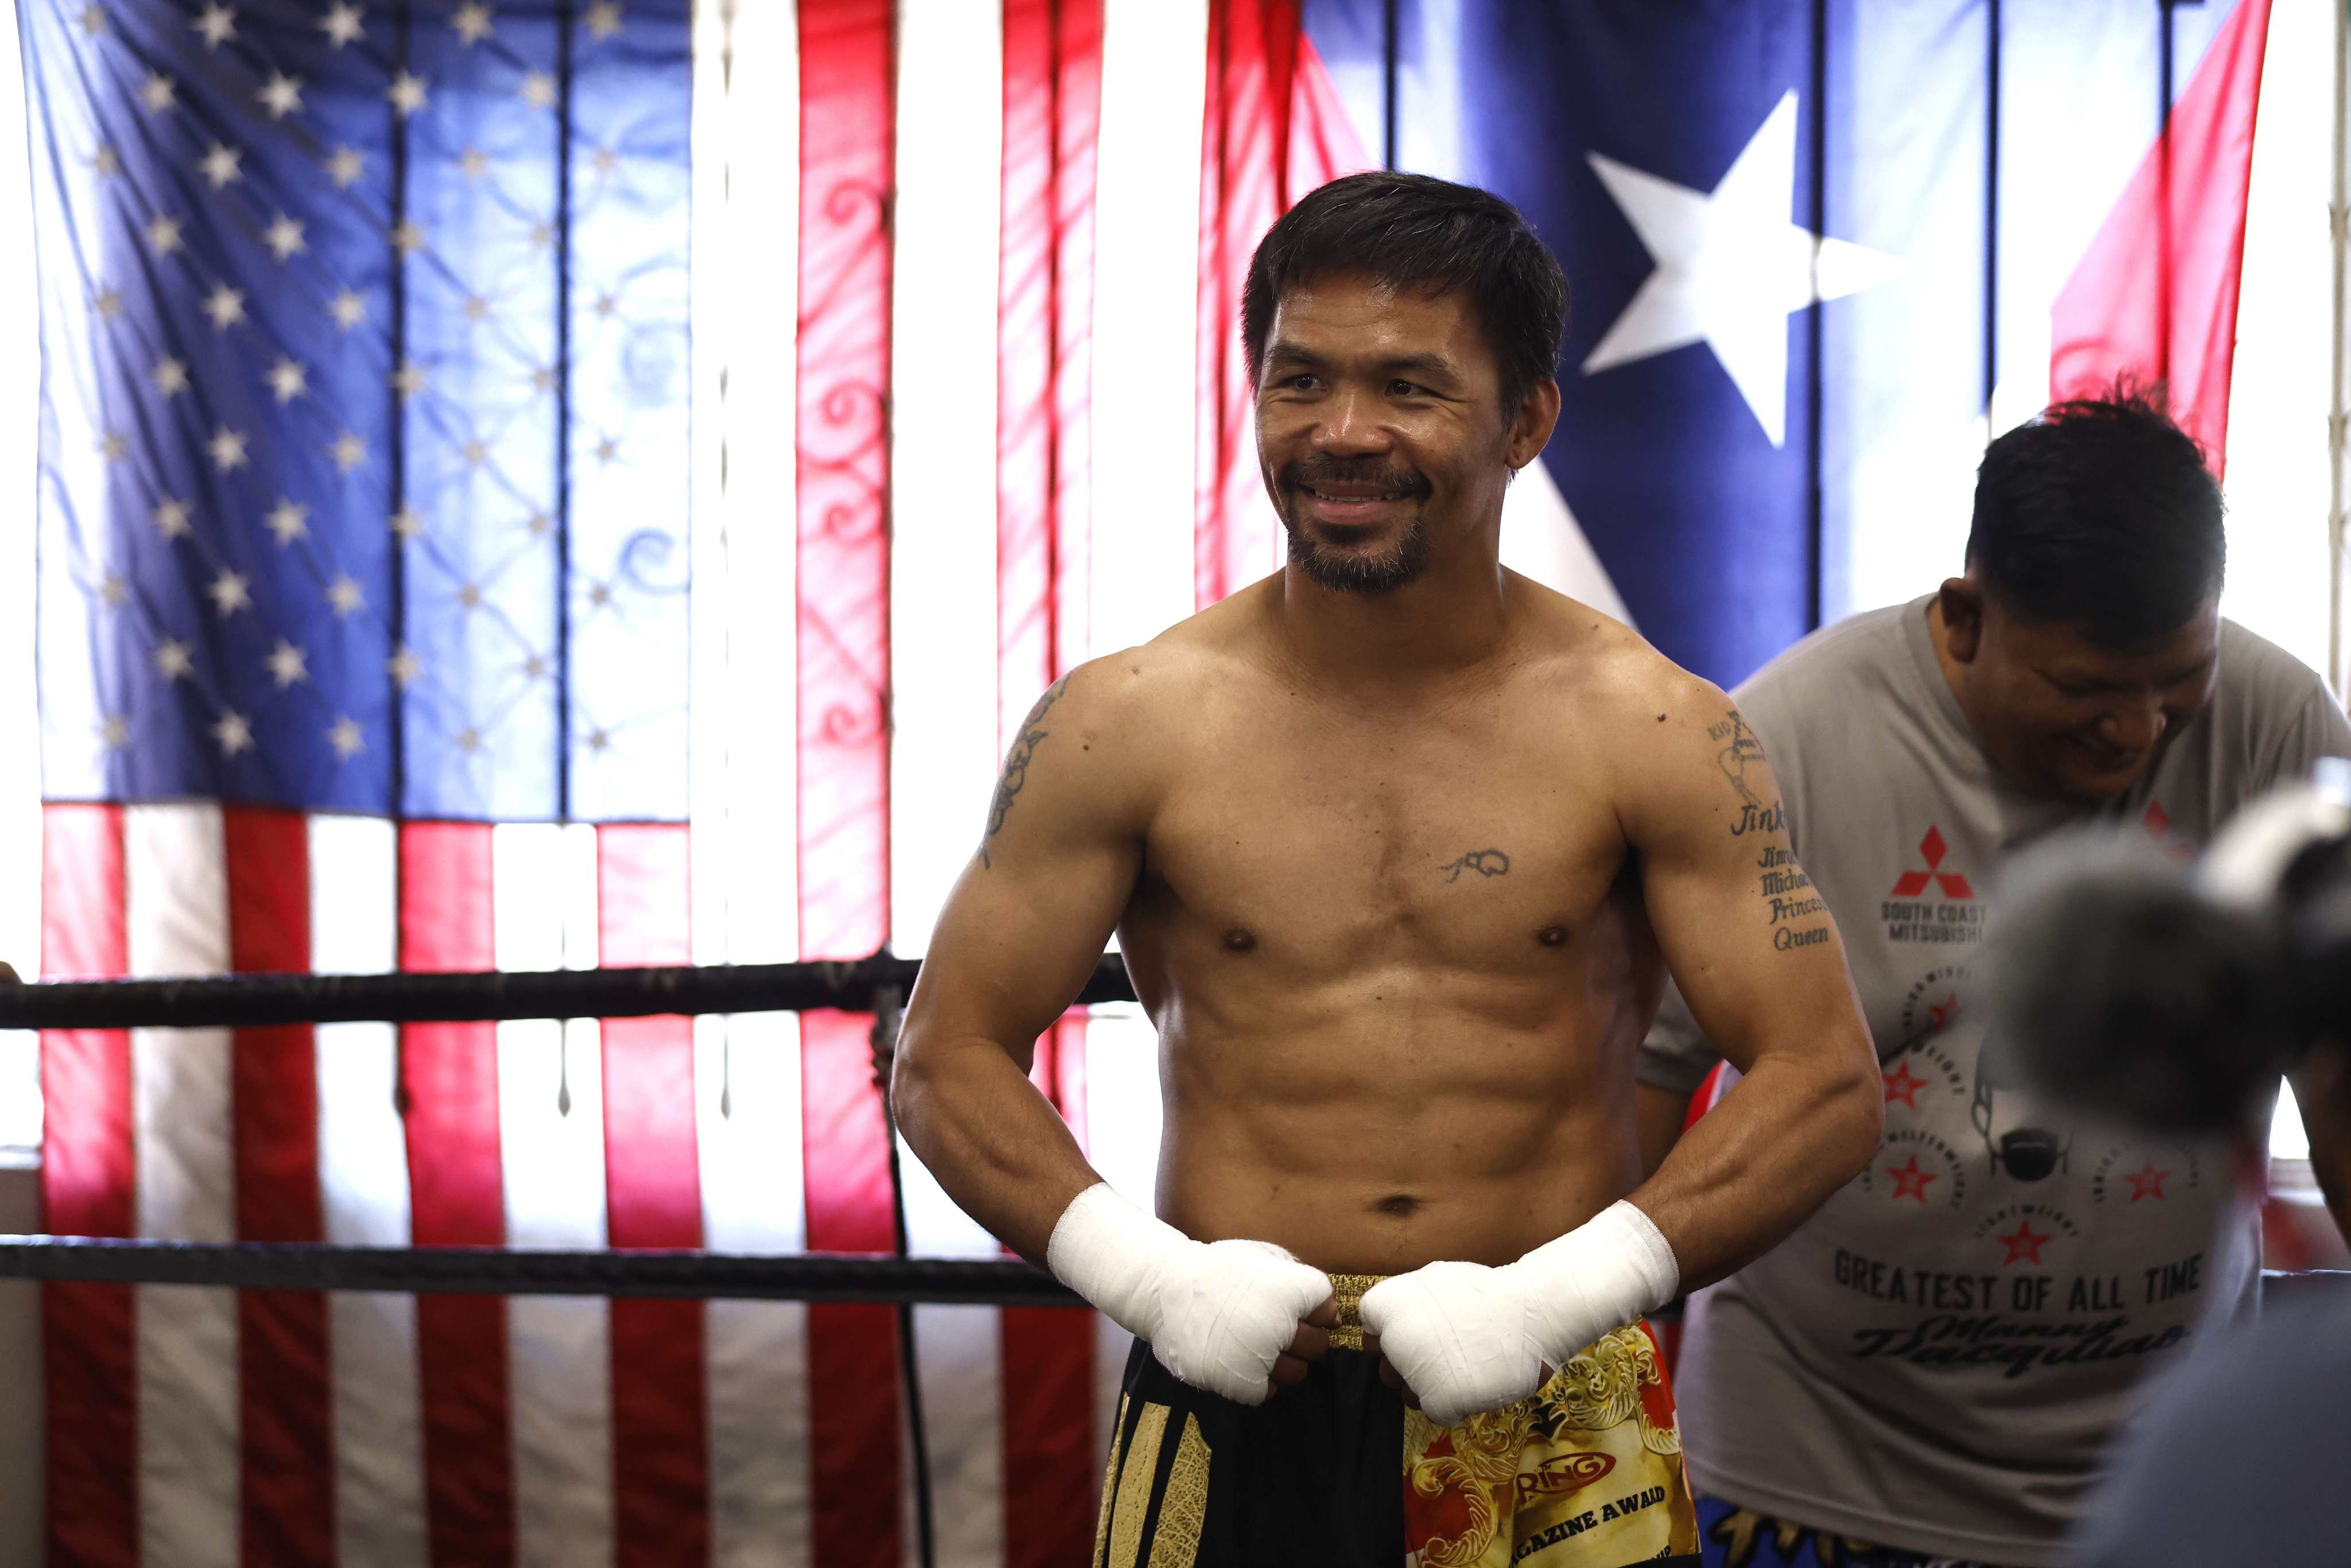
[1639,596,2351,1566]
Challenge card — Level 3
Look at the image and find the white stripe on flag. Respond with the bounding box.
[1090,0,1210,657]
[125,802,238,1568]
[691,0,811,1558]
[890,0,1005,961]
[309,813,429,1568]
[493,822,615,1567]
[891,5,1011,1561]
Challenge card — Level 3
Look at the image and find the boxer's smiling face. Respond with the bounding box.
[1253,271,1554,595]
[1939,580,2221,802]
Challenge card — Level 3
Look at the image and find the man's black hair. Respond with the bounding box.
[1967,386,2225,647]
[1241,172,1568,414]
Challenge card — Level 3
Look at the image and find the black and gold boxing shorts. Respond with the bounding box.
[1092,1273,1701,1567]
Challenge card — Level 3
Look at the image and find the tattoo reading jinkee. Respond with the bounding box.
[1440,849,1511,883]
[981,674,1068,868]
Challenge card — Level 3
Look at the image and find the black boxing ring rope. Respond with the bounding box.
[0,950,1136,1568]
[0,951,1141,1030]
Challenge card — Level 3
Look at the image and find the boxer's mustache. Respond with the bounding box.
[1279,458,1429,498]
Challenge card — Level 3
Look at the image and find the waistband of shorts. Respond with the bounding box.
[1328,1273,1383,1350]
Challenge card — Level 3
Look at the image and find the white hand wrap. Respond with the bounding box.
[1045,1183,1332,1407]
[1357,1200,1679,1426]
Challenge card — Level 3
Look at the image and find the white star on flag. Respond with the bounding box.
[590,148,621,179]
[391,220,427,257]
[455,3,494,45]
[207,569,252,616]
[100,716,131,751]
[586,2,623,40]
[330,289,367,331]
[76,5,107,37]
[327,576,365,616]
[392,362,428,399]
[198,142,243,189]
[462,294,491,323]
[154,639,195,681]
[460,438,490,467]
[192,3,236,50]
[388,647,423,687]
[145,214,184,255]
[203,284,247,331]
[90,145,121,179]
[153,498,193,539]
[140,73,176,114]
[328,717,365,760]
[388,72,429,118]
[389,507,425,540]
[263,215,307,261]
[211,709,253,756]
[98,572,129,606]
[152,358,190,396]
[326,146,365,188]
[207,426,250,472]
[521,72,556,110]
[529,222,556,252]
[265,641,309,688]
[1582,91,1906,447]
[320,3,364,48]
[459,147,490,181]
[91,286,123,319]
[330,432,367,472]
[455,727,483,754]
[98,430,128,463]
[264,498,309,545]
[266,358,308,402]
[258,73,304,119]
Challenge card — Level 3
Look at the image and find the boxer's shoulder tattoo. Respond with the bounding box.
[982,674,1070,868]
[1439,849,1510,883]
[1706,707,1768,809]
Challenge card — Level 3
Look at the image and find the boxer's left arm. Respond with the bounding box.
[1618,680,1881,1288]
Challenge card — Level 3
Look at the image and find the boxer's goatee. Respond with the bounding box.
[1285,518,1431,595]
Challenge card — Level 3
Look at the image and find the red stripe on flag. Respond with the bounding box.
[798,3,901,1563]
[596,824,711,1568]
[1002,1015,1098,1568]
[222,806,333,1568]
[39,803,138,1568]
[2050,0,2272,473]
[998,0,1103,746]
[1194,1,1372,609]
[398,822,516,1568]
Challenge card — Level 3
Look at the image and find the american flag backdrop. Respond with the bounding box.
[17,0,2314,1564]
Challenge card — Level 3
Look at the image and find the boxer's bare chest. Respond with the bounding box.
[1127,678,1635,978]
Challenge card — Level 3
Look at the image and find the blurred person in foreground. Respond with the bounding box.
[1637,389,2351,1568]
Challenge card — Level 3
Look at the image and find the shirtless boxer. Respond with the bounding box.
[892,172,1882,1568]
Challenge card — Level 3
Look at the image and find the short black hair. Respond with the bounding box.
[1967,386,2225,647]
[1241,172,1568,413]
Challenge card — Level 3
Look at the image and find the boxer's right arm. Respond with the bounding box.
[891,657,1334,1403]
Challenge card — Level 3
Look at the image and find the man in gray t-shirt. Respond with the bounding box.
[1639,395,2351,1567]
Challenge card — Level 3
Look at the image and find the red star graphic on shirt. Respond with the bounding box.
[1926,993,1958,1030]
[1997,1220,2052,1265]
[2124,1162,2172,1202]
[1882,1062,1927,1111]
[1885,1155,1936,1204]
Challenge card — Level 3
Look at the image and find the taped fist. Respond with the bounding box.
[1047,1183,1336,1406]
